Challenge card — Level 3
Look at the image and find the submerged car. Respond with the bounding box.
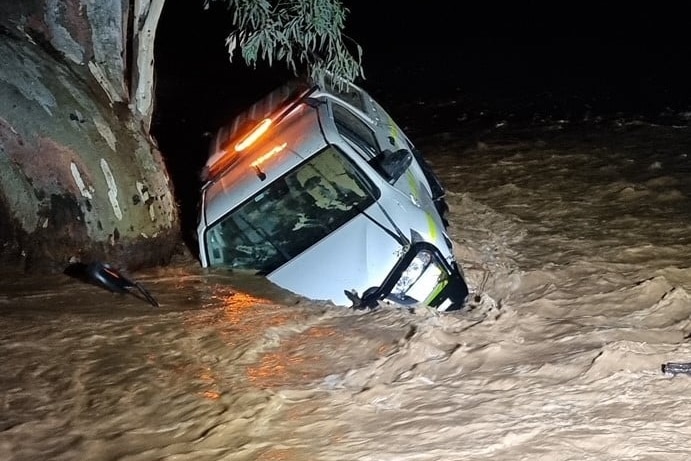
[196,75,469,311]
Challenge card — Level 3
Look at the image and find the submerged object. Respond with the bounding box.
[661,362,691,376]
[196,75,469,311]
[64,261,159,307]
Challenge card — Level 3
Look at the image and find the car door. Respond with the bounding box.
[350,85,448,215]
[328,99,433,209]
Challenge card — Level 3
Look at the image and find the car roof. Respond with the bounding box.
[201,97,329,227]
[202,74,371,182]
[200,73,380,227]
[203,79,316,178]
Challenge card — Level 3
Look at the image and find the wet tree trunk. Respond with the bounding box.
[0,0,180,274]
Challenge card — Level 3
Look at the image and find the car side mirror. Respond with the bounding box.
[376,148,412,182]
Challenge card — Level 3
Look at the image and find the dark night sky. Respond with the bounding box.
[153,1,690,120]
[344,2,691,112]
[154,1,691,132]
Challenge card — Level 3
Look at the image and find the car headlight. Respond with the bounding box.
[390,250,447,304]
[355,242,468,311]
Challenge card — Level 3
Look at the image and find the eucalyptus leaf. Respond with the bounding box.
[205,0,363,84]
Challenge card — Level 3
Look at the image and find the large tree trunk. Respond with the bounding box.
[0,0,180,274]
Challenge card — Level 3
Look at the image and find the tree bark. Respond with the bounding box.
[0,0,180,274]
[131,0,165,131]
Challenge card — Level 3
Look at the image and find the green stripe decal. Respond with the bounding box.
[424,279,448,305]
[426,212,438,240]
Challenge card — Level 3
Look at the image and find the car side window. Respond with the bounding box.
[332,103,380,160]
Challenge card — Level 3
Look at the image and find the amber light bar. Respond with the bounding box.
[250,142,288,168]
[203,84,317,183]
[235,118,273,152]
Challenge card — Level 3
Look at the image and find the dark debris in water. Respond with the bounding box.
[661,362,691,376]
[64,261,159,307]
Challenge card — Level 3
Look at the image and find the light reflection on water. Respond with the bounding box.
[2,121,691,460]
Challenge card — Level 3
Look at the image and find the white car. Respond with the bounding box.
[196,76,469,311]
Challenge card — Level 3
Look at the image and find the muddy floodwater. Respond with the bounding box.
[3,119,691,460]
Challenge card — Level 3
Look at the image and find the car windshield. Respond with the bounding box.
[204,145,377,273]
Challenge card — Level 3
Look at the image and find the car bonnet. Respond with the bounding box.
[266,205,404,307]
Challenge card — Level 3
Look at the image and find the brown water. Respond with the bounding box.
[2,120,691,460]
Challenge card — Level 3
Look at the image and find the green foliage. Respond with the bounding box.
[203,0,364,84]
